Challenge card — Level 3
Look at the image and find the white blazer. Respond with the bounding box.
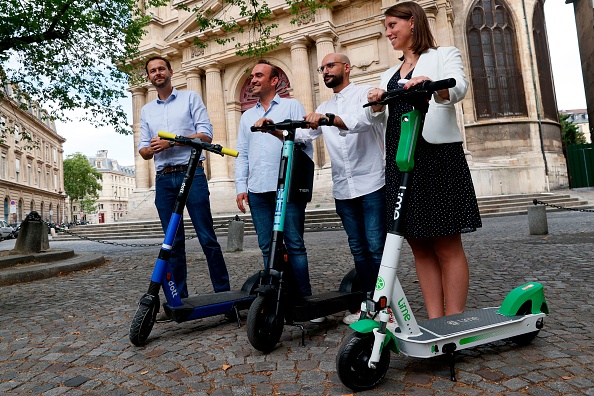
[367,46,468,144]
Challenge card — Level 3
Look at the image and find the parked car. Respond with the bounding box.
[0,220,14,240]
[9,222,21,239]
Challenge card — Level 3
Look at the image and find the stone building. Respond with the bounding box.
[0,86,66,224]
[561,109,590,143]
[565,0,594,143]
[129,0,567,214]
[84,150,136,224]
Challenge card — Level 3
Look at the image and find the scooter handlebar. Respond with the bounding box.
[250,113,334,132]
[157,131,238,157]
[363,78,457,107]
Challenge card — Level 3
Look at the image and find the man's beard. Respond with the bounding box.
[324,74,343,88]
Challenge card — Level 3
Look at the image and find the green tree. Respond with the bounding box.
[559,112,586,150]
[0,0,166,139]
[187,0,331,57]
[63,153,103,219]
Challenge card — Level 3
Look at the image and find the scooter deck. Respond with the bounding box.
[290,290,364,322]
[392,307,544,358]
[165,291,255,323]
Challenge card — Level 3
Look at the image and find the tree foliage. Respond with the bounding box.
[189,0,332,57]
[0,0,166,136]
[559,112,586,149]
[63,153,103,215]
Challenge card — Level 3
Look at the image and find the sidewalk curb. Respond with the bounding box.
[0,253,105,286]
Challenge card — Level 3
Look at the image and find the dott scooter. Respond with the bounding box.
[246,117,364,353]
[336,79,548,391]
[129,131,260,347]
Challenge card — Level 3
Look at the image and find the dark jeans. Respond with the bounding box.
[335,187,386,293]
[155,167,230,298]
[248,191,312,297]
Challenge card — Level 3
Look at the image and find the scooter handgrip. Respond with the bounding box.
[221,147,239,157]
[423,78,456,92]
[158,131,176,140]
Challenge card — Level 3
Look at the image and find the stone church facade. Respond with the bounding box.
[129,0,567,214]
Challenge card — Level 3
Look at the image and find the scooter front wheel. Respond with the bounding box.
[247,295,284,353]
[336,331,390,392]
[129,293,160,346]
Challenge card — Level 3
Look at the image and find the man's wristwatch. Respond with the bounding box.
[169,140,175,148]
[325,113,335,126]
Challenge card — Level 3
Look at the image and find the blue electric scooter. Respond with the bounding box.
[129,132,259,346]
[246,117,364,353]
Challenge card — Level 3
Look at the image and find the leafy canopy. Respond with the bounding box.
[559,112,586,149]
[188,0,331,57]
[63,153,103,209]
[0,0,166,136]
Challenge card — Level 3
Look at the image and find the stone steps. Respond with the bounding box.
[53,192,592,241]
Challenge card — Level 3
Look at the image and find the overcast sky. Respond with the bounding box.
[56,1,587,166]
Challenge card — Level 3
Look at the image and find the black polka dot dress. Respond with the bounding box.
[385,69,482,238]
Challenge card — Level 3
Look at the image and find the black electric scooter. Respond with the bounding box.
[246,117,364,353]
[129,131,259,346]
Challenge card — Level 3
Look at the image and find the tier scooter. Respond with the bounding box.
[246,117,364,353]
[129,131,260,347]
[336,79,548,391]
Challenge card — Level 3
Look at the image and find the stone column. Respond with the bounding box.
[289,40,314,113]
[186,69,203,97]
[313,33,336,168]
[289,39,323,169]
[146,86,157,188]
[130,87,150,189]
[204,63,231,181]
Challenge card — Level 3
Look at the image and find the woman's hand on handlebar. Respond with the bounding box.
[367,88,386,112]
[404,76,449,100]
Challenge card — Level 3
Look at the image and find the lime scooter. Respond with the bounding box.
[336,79,548,391]
[246,117,364,353]
[129,131,260,346]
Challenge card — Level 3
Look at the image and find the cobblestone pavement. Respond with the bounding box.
[1,210,594,395]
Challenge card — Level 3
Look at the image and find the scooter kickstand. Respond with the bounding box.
[232,306,241,328]
[294,324,305,346]
[442,343,457,382]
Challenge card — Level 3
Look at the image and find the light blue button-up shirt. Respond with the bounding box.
[234,94,312,194]
[139,88,213,172]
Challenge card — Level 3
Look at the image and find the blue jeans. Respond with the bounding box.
[248,191,312,297]
[335,187,386,293]
[155,167,230,298]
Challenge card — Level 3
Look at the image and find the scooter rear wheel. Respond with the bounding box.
[129,293,159,346]
[247,295,284,353]
[510,303,541,346]
[336,331,390,392]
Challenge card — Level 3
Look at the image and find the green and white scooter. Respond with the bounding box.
[336,78,548,392]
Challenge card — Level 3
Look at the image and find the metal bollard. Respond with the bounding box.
[226,215,245,252]
[528,205,548,235]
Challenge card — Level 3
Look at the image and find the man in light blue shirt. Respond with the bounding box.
[139,56,230,318]
[234,60,313,299]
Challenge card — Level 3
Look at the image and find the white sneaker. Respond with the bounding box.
[343,310,372,325]
[310,316,326,323]
[375,308,397,332]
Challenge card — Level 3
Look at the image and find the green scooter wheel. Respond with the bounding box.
[129,293,159,346]
[336,331,390,392]
[247,295,284,353]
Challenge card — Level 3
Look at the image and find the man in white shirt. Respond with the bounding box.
[297,53,387,324]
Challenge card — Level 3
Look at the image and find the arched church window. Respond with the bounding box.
[532,0,557,120]
[240,67,292,112]
[467,0,527,118]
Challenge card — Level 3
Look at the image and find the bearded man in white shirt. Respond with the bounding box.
[295,53,388,324]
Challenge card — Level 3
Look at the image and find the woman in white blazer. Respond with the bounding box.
[366,2,482,319]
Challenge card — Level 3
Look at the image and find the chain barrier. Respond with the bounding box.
[40,216,344,248]
[533,199,594,213]
[42,219,234,248]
